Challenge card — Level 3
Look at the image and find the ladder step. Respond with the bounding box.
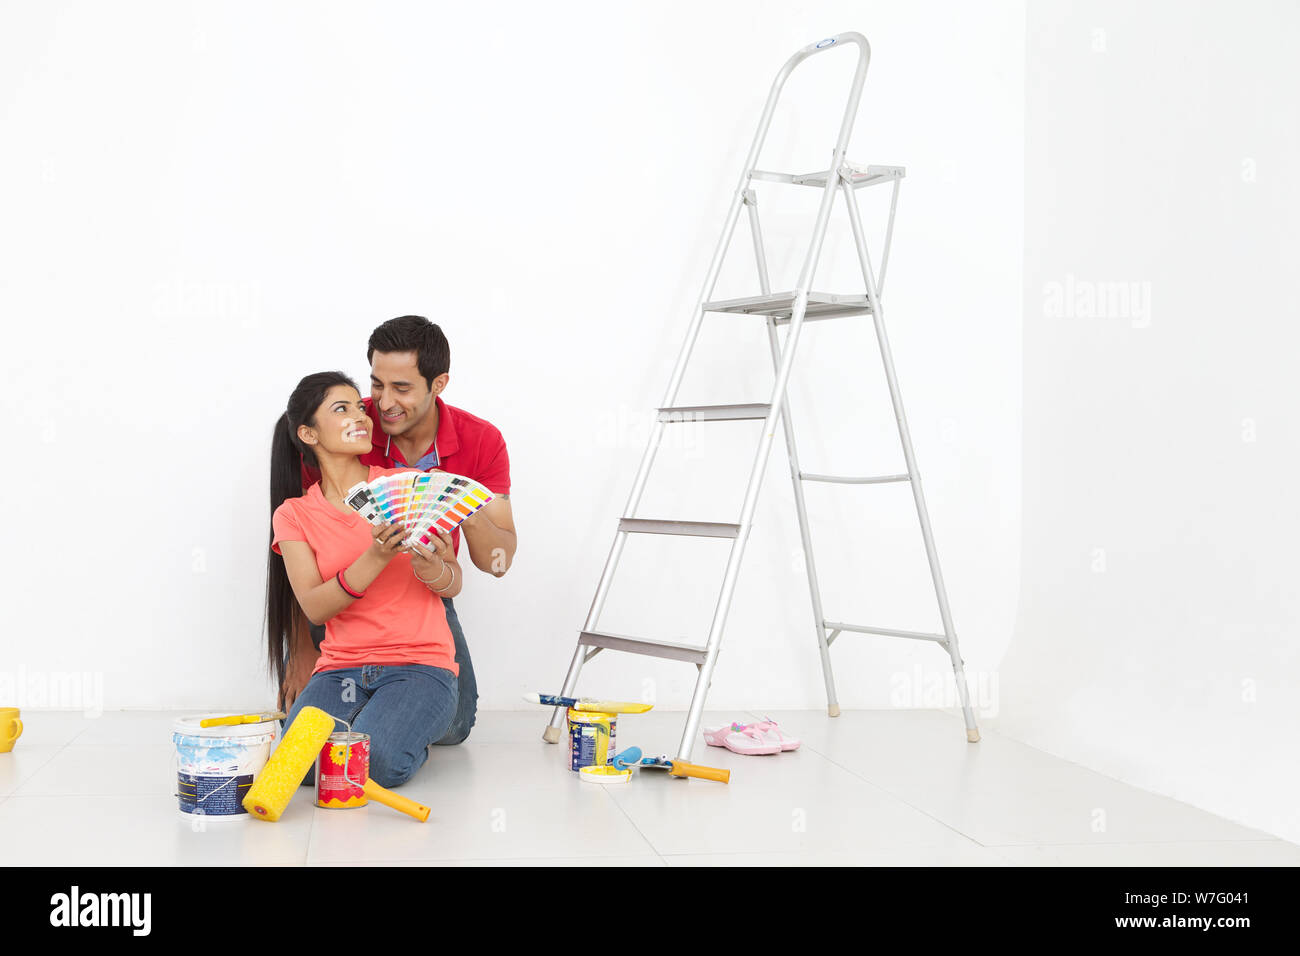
[658,403,771,423]
[796,165,907,189]
[801,472,911,485]
[824,621,947,644]
[702,291,871,321]
[618,518,740,538]
[579,630,708,665]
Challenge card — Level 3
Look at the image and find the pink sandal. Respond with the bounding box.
[702,722,781,755]
[750,719,800,752]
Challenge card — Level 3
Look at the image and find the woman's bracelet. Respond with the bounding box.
[430,561,457,594]
[336,568,366,599]
[415,558,453,590]
[414,558,449,585]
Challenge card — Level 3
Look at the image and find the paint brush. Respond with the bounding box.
[199,712,286,728]
[635,753,730,783]
[610,747,730,783]
[524,694,654,715]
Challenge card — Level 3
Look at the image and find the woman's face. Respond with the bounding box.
[301,385,373,458]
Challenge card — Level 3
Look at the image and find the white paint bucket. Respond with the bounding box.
[172,715,278,820]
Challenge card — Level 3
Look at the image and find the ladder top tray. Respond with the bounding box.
[750,164,905,189]
[703,291,872,319]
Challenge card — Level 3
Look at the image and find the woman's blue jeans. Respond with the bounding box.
[280,663,458,789]
[299,595,479,755]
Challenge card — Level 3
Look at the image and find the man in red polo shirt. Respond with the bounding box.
[285,315,517,746]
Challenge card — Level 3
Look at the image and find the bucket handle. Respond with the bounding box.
[328,716,366,794]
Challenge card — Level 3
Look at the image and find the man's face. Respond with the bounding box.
[370,351,437,436]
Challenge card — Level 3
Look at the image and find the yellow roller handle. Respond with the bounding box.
[667,760,730,784]
[362,779,431,822]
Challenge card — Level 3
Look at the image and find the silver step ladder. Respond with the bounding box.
[542,31,981,760]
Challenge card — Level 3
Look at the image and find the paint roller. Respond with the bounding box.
[242,706,432,822]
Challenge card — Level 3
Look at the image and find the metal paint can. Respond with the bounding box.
[567,708,617,772]
[315,732,370,808]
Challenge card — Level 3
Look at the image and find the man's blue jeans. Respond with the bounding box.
[434,597,478,745]
[281,663,457,789]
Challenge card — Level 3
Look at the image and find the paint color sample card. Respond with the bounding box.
[344,470,493,544]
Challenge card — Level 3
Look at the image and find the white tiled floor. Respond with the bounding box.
[0,708,1294,866]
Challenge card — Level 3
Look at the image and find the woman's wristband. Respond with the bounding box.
[336,568,366,599]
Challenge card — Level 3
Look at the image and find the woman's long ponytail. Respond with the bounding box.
[264,371,359,691]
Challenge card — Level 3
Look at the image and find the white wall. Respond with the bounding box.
[994,0,1300,843]
[0,3,1024,722]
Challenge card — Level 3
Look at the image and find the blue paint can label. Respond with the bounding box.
[177,772,253,815]
[567,709,617,772]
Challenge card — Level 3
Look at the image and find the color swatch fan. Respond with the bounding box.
[343,470,494,546]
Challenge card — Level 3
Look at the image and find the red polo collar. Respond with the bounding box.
[364,393,458,465]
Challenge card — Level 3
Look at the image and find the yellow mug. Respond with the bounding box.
[0,708,22,753]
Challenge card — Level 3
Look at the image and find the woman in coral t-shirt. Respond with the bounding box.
[265,371,462,789]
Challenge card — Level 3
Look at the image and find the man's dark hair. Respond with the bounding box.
[367,315,450,390]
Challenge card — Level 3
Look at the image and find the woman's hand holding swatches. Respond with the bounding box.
[406,530,461,598]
